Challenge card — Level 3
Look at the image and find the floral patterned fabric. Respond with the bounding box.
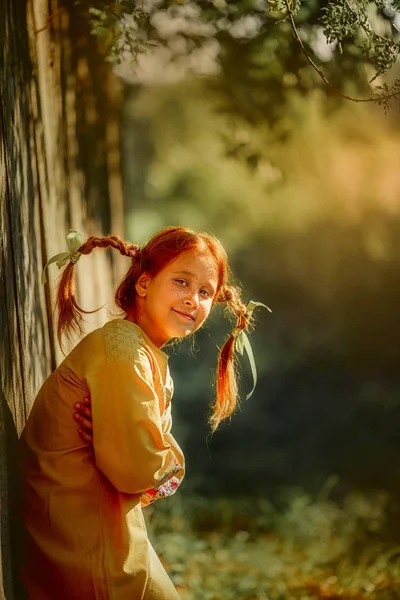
[142,460,182,504]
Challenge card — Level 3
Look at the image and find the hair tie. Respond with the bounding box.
[233,300,272,400]
[41,230,83,284]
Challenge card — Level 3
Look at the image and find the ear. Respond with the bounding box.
[135,273,151,297]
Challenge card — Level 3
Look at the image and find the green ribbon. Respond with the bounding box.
[41,230,83,284]
[233,301,272,400]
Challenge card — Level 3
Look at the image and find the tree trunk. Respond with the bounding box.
[0,0,125,596]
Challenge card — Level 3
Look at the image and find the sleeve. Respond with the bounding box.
[86,351,185,495]
[140,403,185,506]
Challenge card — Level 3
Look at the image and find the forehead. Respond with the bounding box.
[167,250,218,282]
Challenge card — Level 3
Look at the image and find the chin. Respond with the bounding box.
[171,324,197,339]
[174,329,193,339]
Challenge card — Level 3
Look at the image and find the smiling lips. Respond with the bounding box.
[172,309,196,321]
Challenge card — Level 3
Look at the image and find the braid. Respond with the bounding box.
[210,284,250,432]
[79,235,141,260]
[217,285,251,331]
[56,235,141,348]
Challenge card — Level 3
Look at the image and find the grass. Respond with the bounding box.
[145,488,400,600]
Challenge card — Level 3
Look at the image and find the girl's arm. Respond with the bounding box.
[85,354,185,495]
[140,403,185,505]
[74,397,184,505]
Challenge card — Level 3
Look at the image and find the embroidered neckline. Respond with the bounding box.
[112,319,169,361]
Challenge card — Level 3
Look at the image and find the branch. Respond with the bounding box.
[283,0,400,105]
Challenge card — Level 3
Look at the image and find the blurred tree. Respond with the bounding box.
[86,0,400,127]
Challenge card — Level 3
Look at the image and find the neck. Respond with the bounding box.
[124,308,166,348]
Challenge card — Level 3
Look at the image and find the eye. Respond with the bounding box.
[175,279,188,287]
[200,289,211,298]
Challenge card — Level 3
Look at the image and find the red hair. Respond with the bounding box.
[56,227,250,430]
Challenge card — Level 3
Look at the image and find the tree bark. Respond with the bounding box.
[0,0,125,596]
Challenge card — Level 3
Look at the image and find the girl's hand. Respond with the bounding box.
[74,397,93,444]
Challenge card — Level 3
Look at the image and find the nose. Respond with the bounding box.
[184,290,199,309]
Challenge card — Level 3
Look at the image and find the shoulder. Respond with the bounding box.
[103,319,153,379]
[104,319,145,361]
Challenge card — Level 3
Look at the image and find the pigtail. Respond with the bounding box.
[56,262,87,349]
[209,286,251,432]
[212,335,237,432]
[56,235,141,348]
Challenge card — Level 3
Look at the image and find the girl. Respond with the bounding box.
[18,227,254,600]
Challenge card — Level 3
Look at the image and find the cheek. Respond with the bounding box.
[169,285,184,300]
[199,301,213,321]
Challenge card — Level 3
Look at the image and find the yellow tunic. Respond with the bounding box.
[18,319,184,600]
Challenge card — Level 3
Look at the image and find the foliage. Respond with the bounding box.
[321,0,400,81]
[145,490,400,599]
[86,0,400,114]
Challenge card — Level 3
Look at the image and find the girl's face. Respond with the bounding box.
[132,250,219,348]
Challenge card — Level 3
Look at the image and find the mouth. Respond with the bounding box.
[172,309,196,322]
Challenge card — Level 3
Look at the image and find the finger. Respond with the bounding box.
[78,428,93,445]
[74,402,92,422]
[74,412,93,434]
[84,396,91,407]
